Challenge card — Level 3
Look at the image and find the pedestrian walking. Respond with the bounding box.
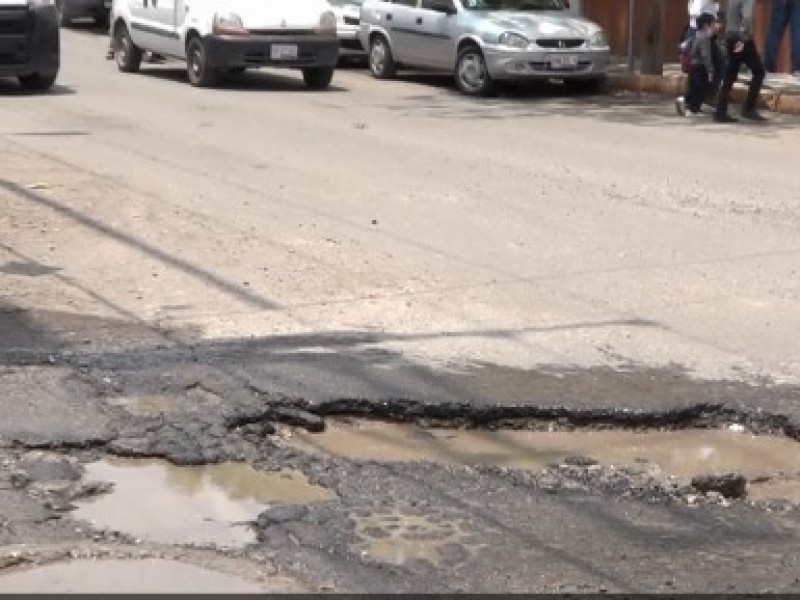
[684,0,724,106]
[677,13,720,117]
[714,0,767,123]
[764,0,800,75]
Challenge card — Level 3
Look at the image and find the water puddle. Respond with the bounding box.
[74,459,334,547]
[0,559,269,593]
[353,508,475,567]
[286,421,800,483]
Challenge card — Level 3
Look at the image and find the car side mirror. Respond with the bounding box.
[430,0,456,15]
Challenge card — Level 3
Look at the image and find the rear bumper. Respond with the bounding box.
[484,46,610,81]
[61,0,109,18]
[0,4,59,77]
[337,25,364,52]
[202,33,339,69]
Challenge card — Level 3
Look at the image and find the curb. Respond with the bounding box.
[607,72,800,115]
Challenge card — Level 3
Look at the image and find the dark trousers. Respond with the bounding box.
[687,64,709,112]
[765,0,800,72]
[716,39,766,116]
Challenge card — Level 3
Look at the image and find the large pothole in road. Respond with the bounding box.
[0,559,273,593]
[280,420,800,502]
[73,459,335,547]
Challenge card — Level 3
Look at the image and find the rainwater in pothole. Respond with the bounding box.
[0,559,268,593]
[285,421,800,500]
[74,459,335,546]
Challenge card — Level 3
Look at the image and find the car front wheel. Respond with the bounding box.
[368,35,396,79]
[114,23,142,73]
[186,37,218,87]
[455,45,494,97]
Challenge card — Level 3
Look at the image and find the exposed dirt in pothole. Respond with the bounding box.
[72,459,335,547]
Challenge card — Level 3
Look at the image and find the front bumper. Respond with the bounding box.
[337,23,363,51]
[0,3,59,78]
[484,46,609,80]
[202,33,339,69]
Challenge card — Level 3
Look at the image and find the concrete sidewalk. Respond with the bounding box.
[607,62,800,115]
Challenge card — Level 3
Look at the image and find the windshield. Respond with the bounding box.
[461,0,564,10]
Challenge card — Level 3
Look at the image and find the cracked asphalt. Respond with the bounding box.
[2,24,800,593]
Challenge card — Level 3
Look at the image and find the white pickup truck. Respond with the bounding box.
[0,0,59,91]
[110,0,339,88]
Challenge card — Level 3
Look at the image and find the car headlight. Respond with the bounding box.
[498,31,529,49]
[213,12,247,35]
[588,30,608,48]
[318,10,337,33]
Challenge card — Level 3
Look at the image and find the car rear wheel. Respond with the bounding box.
[186,37,218,87]
[302,66,334,90]
[455,45,494,97]
[18,72,57,92]
[368,35,396,79]
[114,23,142,73]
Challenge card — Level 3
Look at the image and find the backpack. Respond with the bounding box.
[678,26,695,74]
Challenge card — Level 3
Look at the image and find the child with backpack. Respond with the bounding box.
[676,13,720,117]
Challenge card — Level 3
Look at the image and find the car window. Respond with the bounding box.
[392,0,418,6]
[421,0,453,8]
[461,0,564,10]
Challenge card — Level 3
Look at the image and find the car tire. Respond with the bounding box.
[18,72,57,92]
[302,66,334,90]
[455,45,494,97]
[114,23,142,73]
[368,35,396,79]
[563,77,606,94]
[186,36,218,88]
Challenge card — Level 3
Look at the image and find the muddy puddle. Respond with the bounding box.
[0,559,270,593]
[74,459,334,547]
[286,421,800,492]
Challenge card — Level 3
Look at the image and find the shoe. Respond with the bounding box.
[685,110,704,118]
[741,109,767,122]
[675,96,687,116]
[713,113,738,123]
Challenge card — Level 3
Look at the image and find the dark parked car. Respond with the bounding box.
[0,0,59,91]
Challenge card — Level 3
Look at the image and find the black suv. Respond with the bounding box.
[0,0,59,91]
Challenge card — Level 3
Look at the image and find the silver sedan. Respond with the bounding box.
[358,0,610,96]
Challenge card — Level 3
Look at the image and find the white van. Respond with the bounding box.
[110,0,339,88]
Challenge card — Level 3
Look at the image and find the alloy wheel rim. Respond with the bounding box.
[371,41,386,74]
[458,53,486,92]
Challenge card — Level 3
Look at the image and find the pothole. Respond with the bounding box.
[282,420,800,500]
[73,459,335,546]
[353,507,479,567]
[0,559,272,593]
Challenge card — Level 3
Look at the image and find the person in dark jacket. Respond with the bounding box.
[715,0,767,122]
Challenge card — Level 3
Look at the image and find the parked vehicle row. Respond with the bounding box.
[1,0,610,96]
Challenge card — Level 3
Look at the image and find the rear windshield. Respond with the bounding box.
[462,0,565,10]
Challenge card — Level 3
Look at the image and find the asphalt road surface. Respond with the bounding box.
[2,25,800,593]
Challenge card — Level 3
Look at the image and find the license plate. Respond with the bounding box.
[549,54,578,68]
[270,44,298,60]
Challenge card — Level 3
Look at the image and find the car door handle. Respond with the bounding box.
[385,12,392,20]
[415,16,422,24]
